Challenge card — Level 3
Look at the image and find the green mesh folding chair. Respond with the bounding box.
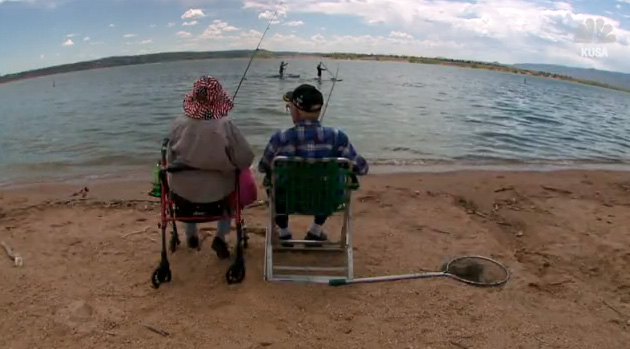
[264,156,360,283]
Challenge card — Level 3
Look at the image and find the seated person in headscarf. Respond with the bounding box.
[257,84,368,244]
[167,75,254,259]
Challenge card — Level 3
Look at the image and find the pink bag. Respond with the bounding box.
[238,167,258,207]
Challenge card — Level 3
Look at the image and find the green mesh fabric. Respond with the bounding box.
[272,158,359,216]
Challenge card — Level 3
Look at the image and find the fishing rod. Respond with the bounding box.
[232,1,283,101]
[319,63,340,122]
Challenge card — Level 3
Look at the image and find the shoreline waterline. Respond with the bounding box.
[2,160,630,191]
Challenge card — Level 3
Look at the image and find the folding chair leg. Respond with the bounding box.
[264,201,275,281]
[344,205,354,280]
[264,212,355,283]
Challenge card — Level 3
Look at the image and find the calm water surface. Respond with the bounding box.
[1,58,629,185]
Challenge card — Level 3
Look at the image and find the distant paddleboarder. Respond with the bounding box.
[279,61,288,78]
[316,62,326,79]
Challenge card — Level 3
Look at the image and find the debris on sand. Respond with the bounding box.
[71,187,90,199]
[1,241,23,267]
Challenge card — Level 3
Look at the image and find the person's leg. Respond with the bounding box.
[185,222,199,248]
[270,187,292,239]
[215,218,231,241]
[305,215,329,242]
[211,217,231,260]
[275,214,292,239]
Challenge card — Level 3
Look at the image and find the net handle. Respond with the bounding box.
[329,255,510,287]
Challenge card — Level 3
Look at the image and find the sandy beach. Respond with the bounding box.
[1,170,630,348]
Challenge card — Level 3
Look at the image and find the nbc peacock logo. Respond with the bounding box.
[574,18,616,58]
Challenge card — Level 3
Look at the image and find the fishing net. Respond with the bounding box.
[441,255,510,287]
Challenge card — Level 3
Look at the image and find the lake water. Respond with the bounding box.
[1,57,629,186]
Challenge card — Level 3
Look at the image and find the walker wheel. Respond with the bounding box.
[151,266,172,289]
[226,262,245,284]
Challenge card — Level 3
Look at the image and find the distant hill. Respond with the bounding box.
[0,50,284,85]
[1,50,629,94]
[514,63,630,90]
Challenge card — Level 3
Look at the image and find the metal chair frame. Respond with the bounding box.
[263,156,358,283]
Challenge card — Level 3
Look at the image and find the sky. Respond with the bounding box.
[1,0,629,75]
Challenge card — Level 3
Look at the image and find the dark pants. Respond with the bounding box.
[275,214,328,229]
[267,188,328,229]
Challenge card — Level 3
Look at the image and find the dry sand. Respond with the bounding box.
[1,170,630,348]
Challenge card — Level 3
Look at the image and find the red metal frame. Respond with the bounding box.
[158,156,242,227]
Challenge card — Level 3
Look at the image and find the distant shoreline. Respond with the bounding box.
[1,49,629,94]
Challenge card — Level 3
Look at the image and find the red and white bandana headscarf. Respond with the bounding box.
[183,76,234,120]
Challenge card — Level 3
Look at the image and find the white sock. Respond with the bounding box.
[279,228,292,238]
[308,223,322,235]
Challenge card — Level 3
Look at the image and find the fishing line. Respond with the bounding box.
[232,1,284,101]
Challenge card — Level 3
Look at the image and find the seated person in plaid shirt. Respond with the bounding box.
[258,84,369,243]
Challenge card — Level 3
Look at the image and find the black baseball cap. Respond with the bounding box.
[282,84,324,112]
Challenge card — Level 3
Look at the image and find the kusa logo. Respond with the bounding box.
[580,47,609,58]
[573,18,616,59]
[574,18,616,44]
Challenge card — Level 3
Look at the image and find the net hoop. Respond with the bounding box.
[444,255,510,287]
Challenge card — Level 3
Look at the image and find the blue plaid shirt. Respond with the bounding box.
[258,120,369,178]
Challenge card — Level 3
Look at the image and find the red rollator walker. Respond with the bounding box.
[150,138,248,288]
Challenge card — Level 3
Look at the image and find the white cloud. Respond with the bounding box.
[177,31,193,38]
[213,19,238,31]
[150,24,157,28]
[66,33,76,38]
[182,20,198,26]
[311,34,325,42]
[181,8,207,19]
[241,0,630,72]
[257,6,287,20]
[284,20,304,26]
[141,39,153,44]
[62,39,74,47]
[617,5,621,9]
[168,22,176,27]
[123,34,137,38]
[109,24,115,28]
[389,31,413,40]
[83,36,90,41]
[40,54,44,59]
[198,19,240,39]
[258,10,274,19]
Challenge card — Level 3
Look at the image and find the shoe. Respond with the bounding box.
[211,237,231,260]
[304,231,328,247]
[278,233,294,247]
[187,235,199,249]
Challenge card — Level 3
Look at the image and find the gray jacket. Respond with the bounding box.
[166,115,255,203]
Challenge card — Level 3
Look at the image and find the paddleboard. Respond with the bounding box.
[269,74,301,79]
[314,78,343,82]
